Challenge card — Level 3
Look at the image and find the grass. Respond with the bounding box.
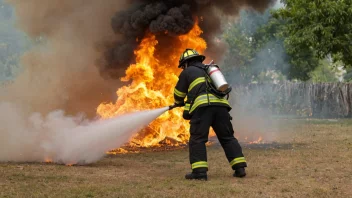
[1,119,352,198]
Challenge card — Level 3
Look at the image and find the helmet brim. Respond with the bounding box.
[178,55,206,68]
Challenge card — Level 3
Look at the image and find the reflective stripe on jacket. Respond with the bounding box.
[173,61,231,118]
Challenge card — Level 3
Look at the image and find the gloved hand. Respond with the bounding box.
[175,101,185,107]
[169,102,185,110]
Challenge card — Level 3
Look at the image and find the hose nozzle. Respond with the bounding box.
[169,104,177,110]
[169,103,185,110]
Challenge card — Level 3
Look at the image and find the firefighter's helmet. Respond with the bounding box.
[178,49,205,68]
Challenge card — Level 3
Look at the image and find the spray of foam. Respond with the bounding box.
[0,102,168,165]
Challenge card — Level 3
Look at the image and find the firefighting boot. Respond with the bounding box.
[233,168,246,178]
[185,171,208,181]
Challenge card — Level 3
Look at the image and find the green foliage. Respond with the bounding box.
[222,10,280,84]
[344,68,352,82]
[309,59,339,83]
[223,0,352,83]
[252,16,319,81]
[222,8,320,83]
[222,18,253,83]
[274,0,352,68]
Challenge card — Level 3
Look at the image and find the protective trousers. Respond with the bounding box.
[189,106,247,172]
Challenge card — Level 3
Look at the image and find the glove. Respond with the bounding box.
[182,111,192,120]
[169,102,185,110]
[174,101,185,107]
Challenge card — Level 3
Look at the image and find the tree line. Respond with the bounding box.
[222,0,352,84]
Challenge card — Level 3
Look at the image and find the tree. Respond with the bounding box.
[222,17,253,84]
[252,15,319,81]
[309,59,339,83]
[274,0,352,68]
[222,8,319,83]
[344,68,352,82]
[222,9,281,84]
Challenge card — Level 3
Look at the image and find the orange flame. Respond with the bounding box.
[97,21,207,147]
[248,136,263,144]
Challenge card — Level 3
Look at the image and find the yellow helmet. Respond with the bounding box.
[178,48,205,68]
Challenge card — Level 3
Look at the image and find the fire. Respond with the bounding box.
[248,137,263,144]
[107,148,129,155]
[97,21,207,147]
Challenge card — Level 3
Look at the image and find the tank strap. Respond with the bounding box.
[188,83,204,112]
[187,64,210,108]
[191,64,231,100]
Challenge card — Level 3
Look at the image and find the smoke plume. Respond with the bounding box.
[104,0,276,78]
[1,0,129,117]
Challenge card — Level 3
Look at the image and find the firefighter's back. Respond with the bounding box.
[184,62,231,115]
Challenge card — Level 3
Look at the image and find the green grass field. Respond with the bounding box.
[1,120,352,198]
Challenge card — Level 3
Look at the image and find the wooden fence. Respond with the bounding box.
[230,82,352,118]
[1,80,352,118]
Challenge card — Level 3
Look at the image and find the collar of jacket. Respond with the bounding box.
[188,61,205,68]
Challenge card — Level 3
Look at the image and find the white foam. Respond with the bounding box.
[0,102,168,164]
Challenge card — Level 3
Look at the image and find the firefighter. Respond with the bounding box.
[172,49,247,181]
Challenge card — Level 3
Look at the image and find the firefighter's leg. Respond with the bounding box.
[187,107,212,178]
[211,107,247,176]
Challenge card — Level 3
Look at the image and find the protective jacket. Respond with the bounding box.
[174,61,231,120]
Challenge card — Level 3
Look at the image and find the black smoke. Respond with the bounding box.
[100,0,275,78]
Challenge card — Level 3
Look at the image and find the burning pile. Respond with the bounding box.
[97,0,275,148]
[97,22,206,147]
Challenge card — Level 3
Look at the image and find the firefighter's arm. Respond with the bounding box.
[173,70,188,106]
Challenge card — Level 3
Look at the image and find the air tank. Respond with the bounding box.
[206,64,229,92]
